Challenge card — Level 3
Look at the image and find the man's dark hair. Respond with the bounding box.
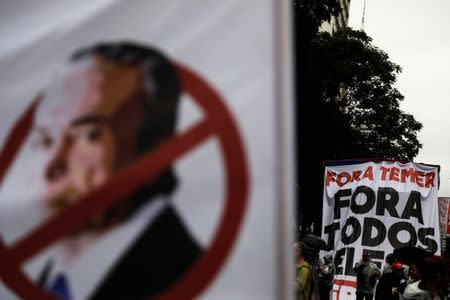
[418,255,448,287]
[70,41,181,222]
[385,253,395,264]
[71,41,181,153]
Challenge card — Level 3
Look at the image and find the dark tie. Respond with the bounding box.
[49,273,72,300]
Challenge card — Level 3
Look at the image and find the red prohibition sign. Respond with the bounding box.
[0,62,250,300]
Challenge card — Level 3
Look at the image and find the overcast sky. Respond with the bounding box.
[348,0,450,196]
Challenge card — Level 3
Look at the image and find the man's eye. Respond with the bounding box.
[42,135,53,147]
[86,128,102,142]
[31,133,53,149]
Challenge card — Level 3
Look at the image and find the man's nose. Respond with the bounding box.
[45,137,72,182]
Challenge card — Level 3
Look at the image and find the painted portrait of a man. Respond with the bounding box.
[26,42,202,300]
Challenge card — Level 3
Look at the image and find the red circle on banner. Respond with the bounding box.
[0,62,250,299]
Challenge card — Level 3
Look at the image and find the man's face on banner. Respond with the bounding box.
[32,56,144,220]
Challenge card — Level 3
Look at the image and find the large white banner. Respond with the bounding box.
[0,1,296,299]
[322,160,440,300]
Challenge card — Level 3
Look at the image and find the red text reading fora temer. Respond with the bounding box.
[326,166,436,188]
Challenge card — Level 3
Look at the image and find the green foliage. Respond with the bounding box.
[310,28,422,160]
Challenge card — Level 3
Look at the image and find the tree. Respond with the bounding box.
[311,28,422,160]
[293,1,422,236]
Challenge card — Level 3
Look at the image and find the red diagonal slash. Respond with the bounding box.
[0,63,249,300]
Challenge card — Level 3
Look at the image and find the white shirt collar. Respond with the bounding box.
[46,196,168,300]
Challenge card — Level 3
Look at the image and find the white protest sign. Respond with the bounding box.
[0,1,296,299]
[322,160,440,299]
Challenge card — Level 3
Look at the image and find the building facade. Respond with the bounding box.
[319,0,351,34]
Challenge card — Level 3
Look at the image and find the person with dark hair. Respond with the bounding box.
[375,261,407,300]
[403,255,450,300]
[441,249,450,300]
[318,252,335,300]
[353,250,381,300]
[295,241,312,300]
[31,42,201,300]
[406,263,422,284]
[300,234,323,300]
[382,253,396,275]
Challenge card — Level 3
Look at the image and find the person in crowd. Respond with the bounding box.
[403,255,449,300]
[382,253,395,274]
[406,263,422,284]
[295,241,312,300]
[353,249,381,300]
[300,234,324,300]
[318,252,336,300]
[440,249,450,299]
[382,252,410,284]
[375,261,407,300]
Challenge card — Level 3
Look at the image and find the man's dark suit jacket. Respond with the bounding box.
[89,205,202,300]
[39,205,202,300]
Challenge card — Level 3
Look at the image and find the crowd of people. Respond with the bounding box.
[354,249,450,300]
[294,241,450,300]
[294,241,336,300]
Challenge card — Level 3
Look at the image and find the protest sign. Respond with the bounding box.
[0,1,296,299]
[438,197,450,234]
[322,160,440,300]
